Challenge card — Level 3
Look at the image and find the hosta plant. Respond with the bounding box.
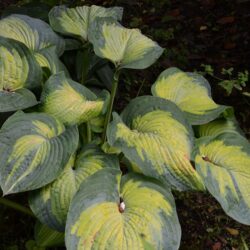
[0,4,249,250]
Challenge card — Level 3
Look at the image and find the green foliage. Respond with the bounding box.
[0,4,249,250]
[200,64,249,96]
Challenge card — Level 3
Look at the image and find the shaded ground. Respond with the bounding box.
[0,0,249,249]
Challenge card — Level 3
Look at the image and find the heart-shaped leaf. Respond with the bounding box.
[49,5,123,41]
[66,168,181,250]
[0,14,65,55]
[88,17,163,69]
[40,72,109,125]
[151,67,226,124]
[29,144,119,231]
[0,111,78,194]
[195,133,250,225]
[107,96,204,191]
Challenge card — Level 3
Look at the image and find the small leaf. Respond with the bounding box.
[225,227,239,236]
[151,67,226,124]
[65,168,181,250]
[49,5,123,41]
[88,17,163,69]
[0,111,78,194]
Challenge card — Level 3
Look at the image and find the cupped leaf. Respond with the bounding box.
[34,46,69,76]
[0,111,78,194]
[0,88,38,112]
[66,168,181,250]
[0,37,42,111]
[195,133,250,225]
[151,67,226,124]
[49,5,123,41]
[40,72,109,125]
[0,37,42,91]
[107,96,204,191]
[0,14,65,55]
[88,17,163,69]
[29,144,119,231]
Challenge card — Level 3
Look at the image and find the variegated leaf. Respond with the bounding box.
[49,5,123,41]
[0,111,78,194]
[88,17,163,69]
[34,46,69,76]
[29,144,119,231]
[0,37,42,112]
[196,118,242,138]
[151,67,226,124]
[195,133,250,225]
[0,14,65,55]
[107,96,205,191]
[66,168,181,250]
[40,72,109,125]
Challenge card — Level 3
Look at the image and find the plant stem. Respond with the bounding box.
[80,46,92,144]
[86,122,92,143]
[102,70,120,143]
[80,47,91,85]
[0,197,35,218]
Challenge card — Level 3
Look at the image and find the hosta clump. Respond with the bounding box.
[0,4,249,250]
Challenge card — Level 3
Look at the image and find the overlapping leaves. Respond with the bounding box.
[29,144,119,231]
[0,4,249,249]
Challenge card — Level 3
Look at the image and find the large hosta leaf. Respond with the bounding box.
[40,72,109,125]
[88,17,163,69]
[34,46,69,76]
[66,168,181,250]
[151,67,226,124]
[195,133,250,225]
[49,5,123,41]
[0,111,78,194]
[107,96,204,191]
[0,14,65,55]
[0,37,42,112]
[29,144,119,231]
